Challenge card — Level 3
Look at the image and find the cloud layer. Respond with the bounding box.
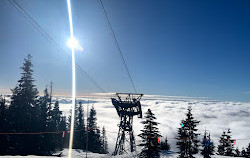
[56,95,250,153]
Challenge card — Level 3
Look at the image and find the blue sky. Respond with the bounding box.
[0,0,250,101]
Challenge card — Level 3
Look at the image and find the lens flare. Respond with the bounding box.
[67,37,83,51]
[66,0,76,158]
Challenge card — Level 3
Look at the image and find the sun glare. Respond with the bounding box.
[67,37,83,51]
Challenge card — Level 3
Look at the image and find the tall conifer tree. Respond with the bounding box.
[241,147,246,157]
[201,131,214,158]
[74,102,86,149]
[217,130,227,155]
[39,88,50,131]
[59,116,67,148]
[38,87,51,155]
[234,147,240,157]
[50,101,63,151]
[218,129,234,156]
[224,129,234,156]
[160,135,171,151]
[245,143,250,157]
[100,126,109,154]
[8,54,39,155]
[176,106,200,158]
[0,97,8,154]
[138,109,161,158]
[87,106,101,153]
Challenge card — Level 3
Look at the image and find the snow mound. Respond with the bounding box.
[0,149,108,158]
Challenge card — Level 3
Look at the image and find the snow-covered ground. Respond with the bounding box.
[0,149,236,158]
[2,94,250,157]
[0,149,108,158]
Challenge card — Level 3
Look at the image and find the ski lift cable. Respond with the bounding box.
[7,0,107,94]
[0,127,249,140]
[98,0,137,94]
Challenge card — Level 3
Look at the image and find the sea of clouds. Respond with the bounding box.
[54,94,250,153]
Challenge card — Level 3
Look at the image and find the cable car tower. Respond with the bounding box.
[112,93,143,156]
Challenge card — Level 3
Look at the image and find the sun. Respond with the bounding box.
[67,37,83,51]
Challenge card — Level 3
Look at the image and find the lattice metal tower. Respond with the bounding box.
[112,93,143,156]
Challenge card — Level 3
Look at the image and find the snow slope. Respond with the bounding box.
[0,149,108,158]
[0,149,239,158]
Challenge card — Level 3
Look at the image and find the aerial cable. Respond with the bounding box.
[98,0,137,93]
[7,0,106,94]
[0,129,249,141]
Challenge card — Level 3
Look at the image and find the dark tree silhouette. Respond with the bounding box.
[38,87,52,155]
[160,135,171,151]
[66,106,76,148]
[217,130,227,155]
[0,55,64,155]
[74,102,86,149]
[50,101,63,151]
[87,106,101,153]
[224,129,234,156]
[176,106,200,158]
[241,147,246,157]
[100,126,109,154]
[138,109,161,158]
[217,129,234,156]
[201,131,214,158]
[59,116,67,148]
[234,147,241,157]
[0,96,9,154]
[246,143,250,157]
[39,87,50,131]
[8,54,40,155]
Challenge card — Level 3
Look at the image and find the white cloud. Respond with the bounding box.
[55,95,250,153]
[243,91,250,95]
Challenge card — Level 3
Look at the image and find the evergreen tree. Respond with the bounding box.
[67,101,82,149]
[49,82,53,110]
[65,111,73,148]
[67,109,73,131]
[59,116,67,132]
[138,109,162,158]
[217,130,227,155]
[160,135,171,151]
[100,126,109,154]
[224,129,234,156]
[246,143,250,157]
[59,116,67,148]
[176,106,200,158]
[201,131,214,158]
[74,102,86,149]
[0,96,9,154]
[8,54,40,155]
[51,101,62,130]
[50,101,63,151]
[241,147,246,157]
[87,106,101,153]
[0,96,7,130]
[39,88,50,131]
[38,87,52,155]
[234,147,241,157]
[67,100,78,132]
[95,126,101,153]
[66,106,75,148]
